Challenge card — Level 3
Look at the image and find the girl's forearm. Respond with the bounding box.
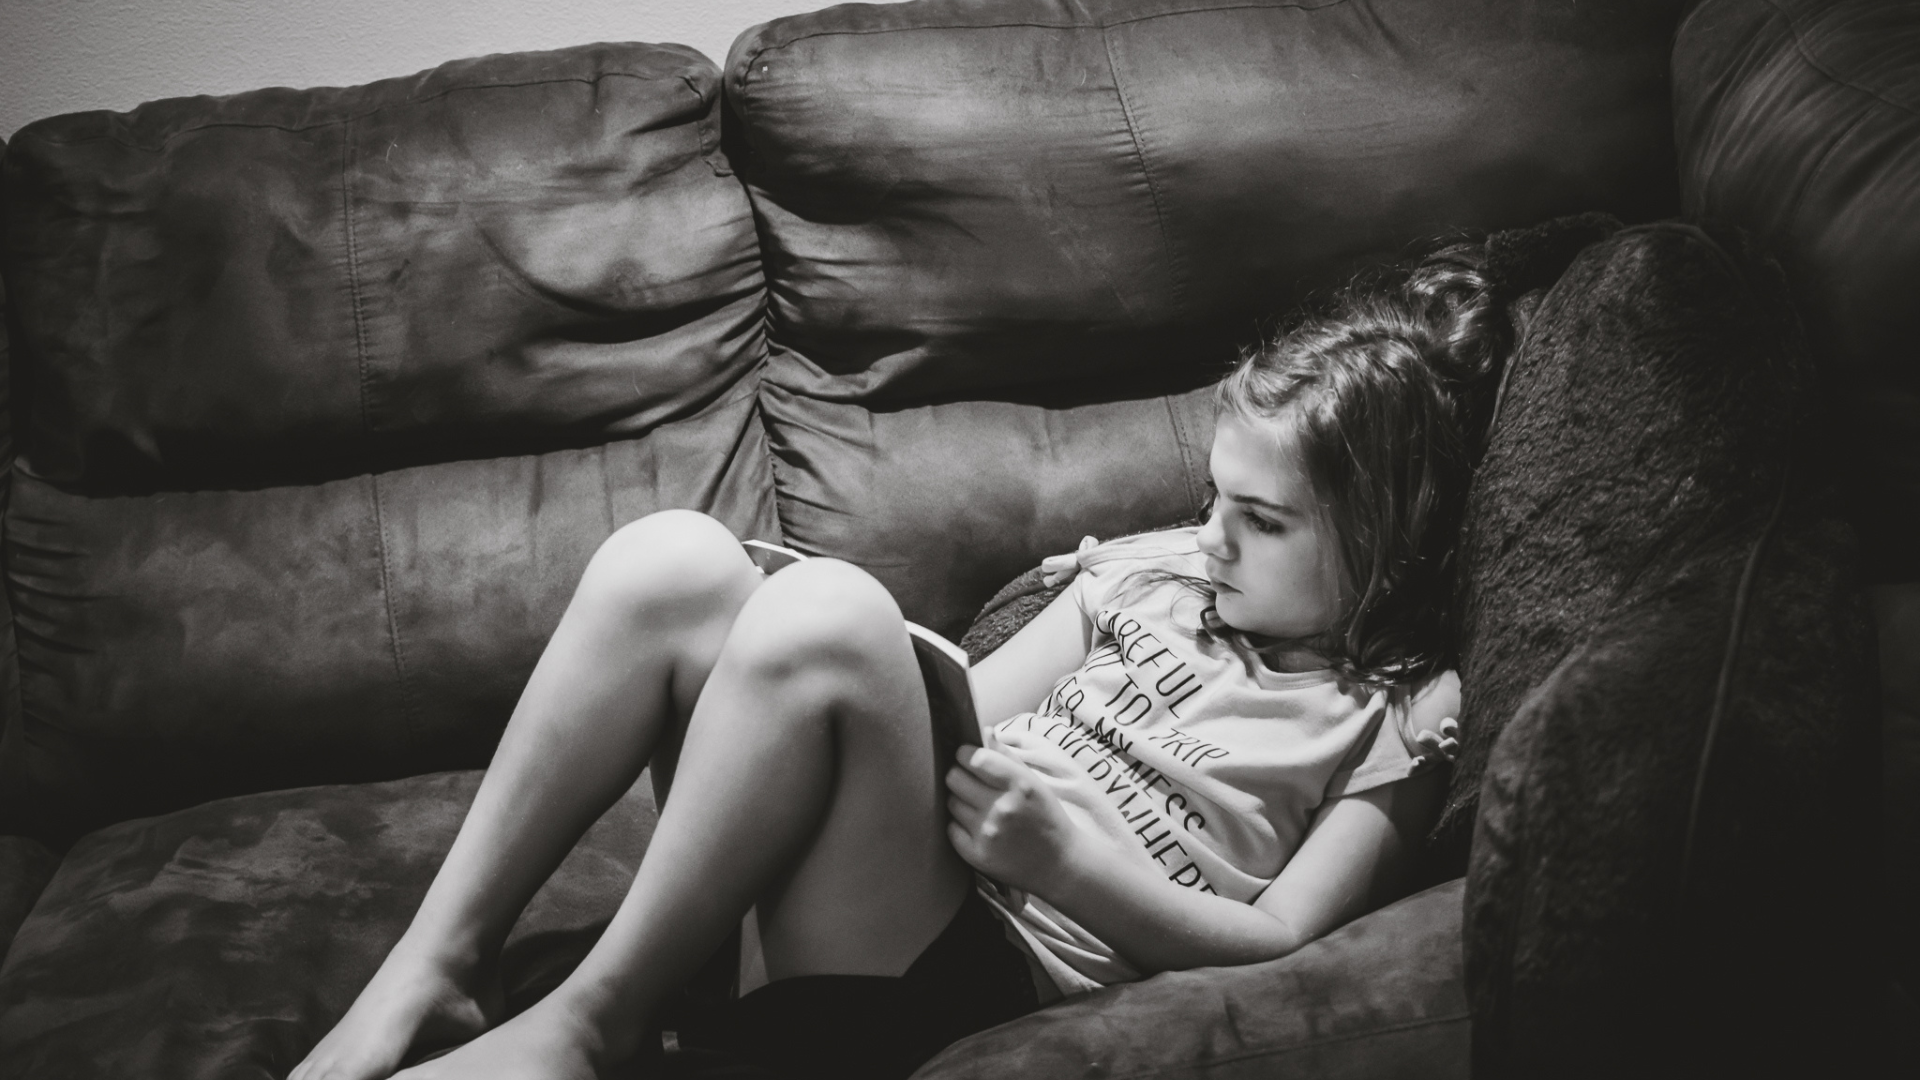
[1037,837,1307,974]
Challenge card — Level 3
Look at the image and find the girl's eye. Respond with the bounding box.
[1244,514,1284,535]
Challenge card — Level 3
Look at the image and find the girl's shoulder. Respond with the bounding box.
[1067,526,1205,612]
[1076,525,1203,576]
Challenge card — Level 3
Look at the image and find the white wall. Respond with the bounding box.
[1,0,875,140]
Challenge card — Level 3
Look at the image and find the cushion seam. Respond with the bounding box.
[14,70,700,152]
[737,2,1349,60]
[1098,1008,1472,1080]
[1676,462,1791,907]
[1762,0,1920,118]
[1163,394,1205,516]
[366,474,421,752]
[1100,26,1185,318]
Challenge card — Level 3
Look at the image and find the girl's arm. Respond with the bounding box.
[967,586,1094,729]
[945,675,1457,973]
[949,752,1443,972]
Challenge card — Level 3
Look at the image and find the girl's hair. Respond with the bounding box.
[1166,240,1508,687]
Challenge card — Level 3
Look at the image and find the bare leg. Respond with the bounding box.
[292,510,765,1080]
[390,557,973,1079]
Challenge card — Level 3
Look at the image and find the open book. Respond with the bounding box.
[741,540,983,760]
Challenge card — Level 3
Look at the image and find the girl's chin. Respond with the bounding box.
[1212,597,1273,637]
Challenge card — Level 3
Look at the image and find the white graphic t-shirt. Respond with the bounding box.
[979,528,1428,997]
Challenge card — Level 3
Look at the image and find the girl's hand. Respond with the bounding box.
[944,740,1080,895]
[1412,716,1461,764]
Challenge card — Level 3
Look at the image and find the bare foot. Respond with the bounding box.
[289,946,501,1080]
[388,995,609,1080]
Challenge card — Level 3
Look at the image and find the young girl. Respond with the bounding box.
[290,248,1488,1080]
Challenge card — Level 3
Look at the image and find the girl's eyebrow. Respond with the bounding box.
[1227,492,1304,517]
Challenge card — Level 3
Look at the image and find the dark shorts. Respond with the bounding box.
[672,888,1041,1079]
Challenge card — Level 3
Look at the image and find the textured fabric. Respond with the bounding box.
[960,565,1065,665]
[1440,222,1819,849]
[0,835,55,965]
[0,770,657,1080]
[1,44,764,492]
[728,0,1681,637]
[1455,223,1881,1073]
[1,385,774,842]
[914,877,1468,1080]
[1674,0,1920,583]
[1467,513,1879,1076]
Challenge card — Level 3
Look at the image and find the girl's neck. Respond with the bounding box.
[1259,645,1331,674]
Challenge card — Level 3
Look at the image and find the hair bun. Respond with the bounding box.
[1402,246,1505,387]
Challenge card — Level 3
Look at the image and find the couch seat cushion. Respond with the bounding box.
[0,770,655,1080]
[915,877,1467,1080]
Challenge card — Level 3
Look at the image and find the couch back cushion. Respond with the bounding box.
[727,0,1684,635]
[3,45,762,490]
[1674,0,1920,585]
[0,45,774,840]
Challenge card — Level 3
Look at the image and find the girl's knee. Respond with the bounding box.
[731,559,904,675]
[580,510,756,623]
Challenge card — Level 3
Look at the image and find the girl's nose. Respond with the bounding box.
[1196,501,1230,559]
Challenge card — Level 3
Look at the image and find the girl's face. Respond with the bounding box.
[1196,412,1347,649]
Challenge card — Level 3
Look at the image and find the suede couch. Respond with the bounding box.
[0,1,1913,1077]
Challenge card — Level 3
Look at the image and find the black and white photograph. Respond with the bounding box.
[0,1,1913,1077]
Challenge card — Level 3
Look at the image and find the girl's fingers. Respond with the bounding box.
[1414,727,1462,763]
[952,745,1011,789]
[945,765,997,809]
[958,745,1029,787]
[946,795,983,833]
[946,821,980,864]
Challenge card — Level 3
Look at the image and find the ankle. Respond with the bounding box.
[386,925,493,984]
[537,980,654,1066]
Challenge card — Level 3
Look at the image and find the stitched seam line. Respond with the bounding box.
[1763,0,1920,118]
[1164,394,1205,515]
[342,119,373,436]
[741,0,1348,55]
[1778,104,1873,228]
[1101,25,1184,316]
[21,71,697,151]
[343,124,418,747]
[368,473,419,748]
[1676,464,1792,907]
